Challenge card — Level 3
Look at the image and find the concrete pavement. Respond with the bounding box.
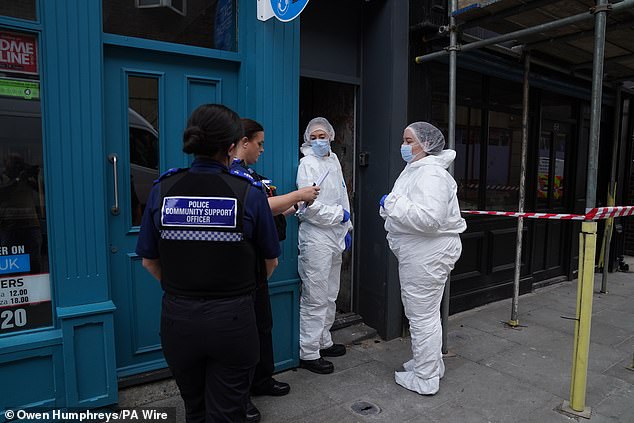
[119,266,634,422]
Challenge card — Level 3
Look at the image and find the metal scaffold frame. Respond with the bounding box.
[415,0,634,418]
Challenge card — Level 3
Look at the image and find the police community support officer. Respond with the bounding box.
[135,104,280,423]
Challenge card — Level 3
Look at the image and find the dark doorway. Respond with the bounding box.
[299,77,357,313]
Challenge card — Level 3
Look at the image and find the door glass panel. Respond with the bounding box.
[0,30,52,335]
[536,131,551,209]
[551,123,567,207]
[485,110,522,211]
[456,107,481,210]
[0,0,36,21]
[103,0,238,52]
[537,121,568,209]
[128,75,159,226]
[431,64,483,210]
[433,104,481,210]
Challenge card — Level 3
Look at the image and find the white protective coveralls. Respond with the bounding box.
[297,118,352,360]
[380,124,466,395]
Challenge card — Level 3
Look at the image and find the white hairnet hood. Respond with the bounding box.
[406,122,445,155]
[303,117,336,146]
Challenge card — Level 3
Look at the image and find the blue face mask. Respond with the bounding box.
[400,145,414,162]
[312,140,330,157]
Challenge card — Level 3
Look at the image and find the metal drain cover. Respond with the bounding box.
[350,400,381,416]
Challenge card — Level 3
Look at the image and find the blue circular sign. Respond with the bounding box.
[270,0,310,22]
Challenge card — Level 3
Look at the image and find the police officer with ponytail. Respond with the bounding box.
[136,104,280,423]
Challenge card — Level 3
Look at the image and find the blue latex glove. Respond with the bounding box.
[344,232,352,251]
[379,194,388,208]
[342,209,350,224]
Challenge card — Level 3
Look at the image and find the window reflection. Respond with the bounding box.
[0,0,36,21]
[455,107,481,210]
[0,29,52,335]
[537,120,568,209]
[485,111,522,211]
[103,0,237,52]
[128,76,159,226]
[432,65,483,210]
[537,131,552,207]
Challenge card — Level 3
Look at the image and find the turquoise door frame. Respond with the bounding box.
[104,45,241,377]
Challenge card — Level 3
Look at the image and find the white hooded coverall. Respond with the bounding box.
[380,149,466,395]
[297,144,352,360]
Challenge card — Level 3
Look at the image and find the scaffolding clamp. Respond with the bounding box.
[438,24,457,34]
[445,44,461,52]
[590,3,612,15]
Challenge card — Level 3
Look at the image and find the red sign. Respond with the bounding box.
[0,31,38,75]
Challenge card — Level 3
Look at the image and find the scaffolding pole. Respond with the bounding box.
[563,0,609,418]
[508,52,531,327]
[442,0,458,356]
[415,0,634,64]
[600,84,622,293]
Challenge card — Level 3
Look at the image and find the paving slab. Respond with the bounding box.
[592,308,634,333]
[515,398,578,423]
[252,374,336,423]
[592,383,634,423]
[613,335,633,354]
[444,324,517,363]
[425,361,560,423]
[483,345,571,399]
[351,337,414,371]
[602,357,634,385]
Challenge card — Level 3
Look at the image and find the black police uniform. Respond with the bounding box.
[230,159,286,392]
[136,158,280,423]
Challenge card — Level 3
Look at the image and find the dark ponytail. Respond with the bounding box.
[183,104,243,158]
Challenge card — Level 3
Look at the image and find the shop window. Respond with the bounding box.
[485,111,522,211]
[455,107,482,210]
[537,120,569,210]
[0,0,36,21]
[433,104,483,210]
[0,29,52,335]
[128,76,159,226]
[103,0,237,52]
[537,93,572,210]
[484,77,523,211]
[431,65,483,210]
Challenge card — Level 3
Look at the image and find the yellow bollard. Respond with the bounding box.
[562,221,597,419]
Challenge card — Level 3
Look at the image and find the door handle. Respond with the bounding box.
[108,154,120,215]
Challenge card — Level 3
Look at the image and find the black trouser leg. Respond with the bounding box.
[252,282,274,390]
[160,294,259,423]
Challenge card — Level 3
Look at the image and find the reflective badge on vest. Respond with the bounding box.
[161,196,237,228]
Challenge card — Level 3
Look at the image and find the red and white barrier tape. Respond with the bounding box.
[462,206,634,221]
[585,206,634,220]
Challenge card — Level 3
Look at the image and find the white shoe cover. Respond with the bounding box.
[402,358,445,378]
[394,371,439,395]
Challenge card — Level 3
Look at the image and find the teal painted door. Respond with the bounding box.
[104,45,240,377]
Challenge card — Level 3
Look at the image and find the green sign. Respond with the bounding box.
[0,79,40,100]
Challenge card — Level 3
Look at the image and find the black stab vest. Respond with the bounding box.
[235,161,287,241]
[157,170,257,298]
